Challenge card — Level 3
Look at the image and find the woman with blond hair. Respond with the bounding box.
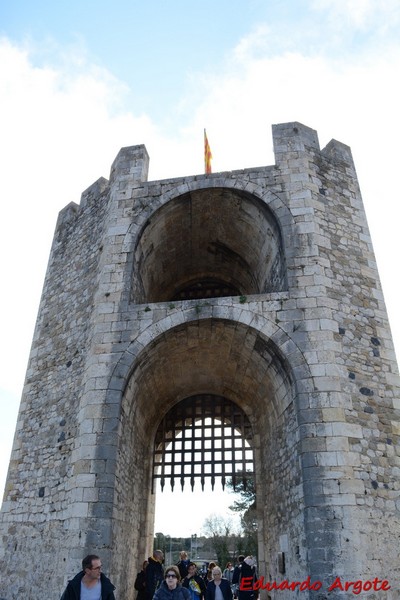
[205,566,233,600]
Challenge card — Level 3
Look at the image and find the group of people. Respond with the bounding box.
[135,550,258,600]
[59,551,257,600]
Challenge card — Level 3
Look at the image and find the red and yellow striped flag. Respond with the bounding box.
[204,129,212,174]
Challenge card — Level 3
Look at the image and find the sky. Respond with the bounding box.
[0,0,400,539]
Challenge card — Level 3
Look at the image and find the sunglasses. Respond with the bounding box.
[166,574,177,578]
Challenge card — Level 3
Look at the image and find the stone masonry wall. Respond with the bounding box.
[314,137,400,587]
[0,178,110,596]
[0,123,399,600]
[272,122,400,596]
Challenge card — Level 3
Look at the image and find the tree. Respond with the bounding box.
[202,514,239,566]
[226,475,258,557]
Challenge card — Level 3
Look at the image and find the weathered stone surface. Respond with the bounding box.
[0,124,399,600]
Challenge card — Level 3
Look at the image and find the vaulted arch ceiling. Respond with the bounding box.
[131,187,287,303]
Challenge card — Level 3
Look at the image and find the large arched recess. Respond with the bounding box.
[130,187,287,303]
[109,315,309,599]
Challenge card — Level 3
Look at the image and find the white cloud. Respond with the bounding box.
[0,40,193,432]
[232,24,272,63]
[310,0,400,33]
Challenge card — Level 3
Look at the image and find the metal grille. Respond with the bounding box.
[152,395,254,492]
[172,278,241,301]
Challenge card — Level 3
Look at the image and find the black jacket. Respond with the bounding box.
[176,559,190,579]
[206,579,233,600]
[153,581,191,600]
[135,568,147,600]
[231,566,241,585]
[145,557,164,600]
[60,571,116,600]
[237,562,256,600]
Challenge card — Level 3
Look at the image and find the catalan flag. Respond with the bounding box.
[204,129,212,174]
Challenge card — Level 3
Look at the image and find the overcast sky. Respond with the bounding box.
[1,0,399,538]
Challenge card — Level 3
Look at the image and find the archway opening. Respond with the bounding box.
[131,188,287,303]
[112,318,300,599]
[152,395,256,569]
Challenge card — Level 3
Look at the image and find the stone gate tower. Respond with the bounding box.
[1,122,399,600]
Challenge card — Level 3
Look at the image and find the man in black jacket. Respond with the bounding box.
[176,551,190,579]
[231,556,244,598]
[60,554,116,600]
[146,549,164,600]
